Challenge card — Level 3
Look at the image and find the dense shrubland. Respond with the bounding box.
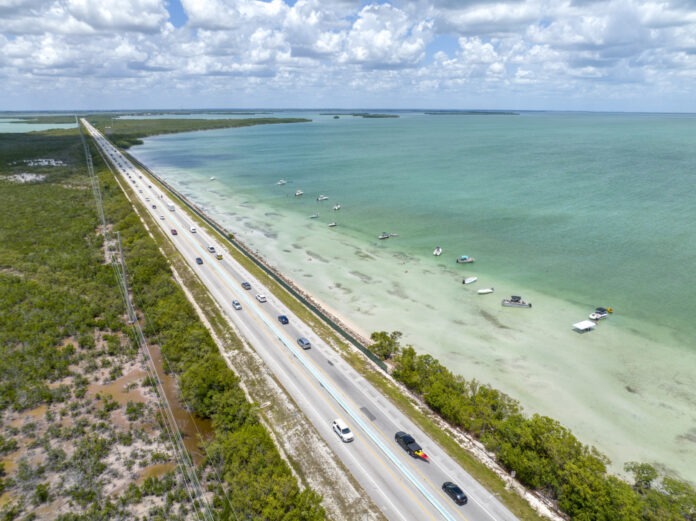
[369,331,696,520]
[84,115,311,149]
[0,129,325,520]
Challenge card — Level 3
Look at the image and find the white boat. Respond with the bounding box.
[328,222,337,227]
[277,179,287,185]
[333,204,341,211]
[295,189,304,197]
[477,288,494,295]
[309,213,319,219]
[589,307,612,320]
[462,276,478,285]
[378,232,390,240]
[502,296,532,308]
[433,246,442,256]
[209,176,216,181]
[573,320,596,333]
[317,195,329,201]
[456,255,475,264]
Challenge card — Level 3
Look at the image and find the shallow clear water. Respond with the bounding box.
[131,111,696,481]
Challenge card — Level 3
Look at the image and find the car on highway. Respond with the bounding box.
[190,226,197,233]
[255,294,267,303]
[442,482,468,505]
[159,215,165,220]
[171,229,178,235]
[395,431,427,459]
[195,257,203,265]
[297,337,311,349]
[232,300,242,310]
[278,315,289,325]
[332,419,354,442]
[241,282,252,290]
[151,205,157,209]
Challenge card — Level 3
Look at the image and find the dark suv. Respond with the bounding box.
[442,482,468,505]
[241,281,252,290]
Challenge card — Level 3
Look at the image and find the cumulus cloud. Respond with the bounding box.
[0,0,694,110]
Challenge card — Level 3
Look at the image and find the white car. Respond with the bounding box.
[255,294,267,303]
[190,226,197,233]
[332,419,354,442]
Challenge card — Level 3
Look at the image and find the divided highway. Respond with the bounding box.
[83,119,519,521]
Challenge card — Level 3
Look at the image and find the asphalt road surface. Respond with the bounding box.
[83,119,520,521]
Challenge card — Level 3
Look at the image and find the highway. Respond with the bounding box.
[82,119,519,521]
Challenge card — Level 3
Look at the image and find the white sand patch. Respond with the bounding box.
[5,173,47,183]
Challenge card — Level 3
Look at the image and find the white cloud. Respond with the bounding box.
[0,0,695,110]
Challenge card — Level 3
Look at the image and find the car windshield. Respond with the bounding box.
[341,428,351,434]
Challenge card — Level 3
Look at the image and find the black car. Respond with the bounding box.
[442,482,468,505]
[278,315,289,325]
[195,257,203,265]
[241,281,252,290]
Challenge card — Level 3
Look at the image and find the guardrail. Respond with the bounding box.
[125,153,388,372]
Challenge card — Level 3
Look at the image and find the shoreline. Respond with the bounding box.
[127,126,696,484]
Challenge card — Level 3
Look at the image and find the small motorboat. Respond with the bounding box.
[309,213,319,219]
[502,296,532,308]
[477,288,494,295]
[317,194,329,201]
[456,255,475,264]
[589,307,612,320]
[295,189,304,197]
[462,276,478,285]
[209,176,216,181]
[328,222,337,227]
[378,232,390,240]
[433,246,443,256]
[277,179,287,185]
[333,204,341,211]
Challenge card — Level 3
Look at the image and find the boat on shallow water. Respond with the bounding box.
[378,232,391,240]
[328,222,337,227]
[277,179,287,185]
[295,189,304,196]
[333,204,341,211]
[477,288,494,295]
[309,213,319,219]
[589,306,613,320]
[456,255,475,264]
[502,295,532,308]
[317,194,329,201]
[433,246,442,256]
[462,276,478,285]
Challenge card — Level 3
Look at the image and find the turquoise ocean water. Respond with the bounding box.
[130,111,696,481]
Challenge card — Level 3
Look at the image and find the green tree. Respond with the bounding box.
[369,330,402,360]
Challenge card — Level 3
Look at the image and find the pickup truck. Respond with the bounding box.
[395,431,429,460]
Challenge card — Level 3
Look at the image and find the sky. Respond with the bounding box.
[1,0,695,112]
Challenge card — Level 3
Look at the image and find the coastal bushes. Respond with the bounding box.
[372,332,696,520]
[84,115,311,149]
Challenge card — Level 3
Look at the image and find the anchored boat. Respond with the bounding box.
[502,296,532,308]
[456,255,475,264]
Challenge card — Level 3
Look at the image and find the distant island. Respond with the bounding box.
[424,110,519,116]
[320,112,399,118]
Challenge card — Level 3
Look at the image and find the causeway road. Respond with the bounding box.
[82,119,520,521]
